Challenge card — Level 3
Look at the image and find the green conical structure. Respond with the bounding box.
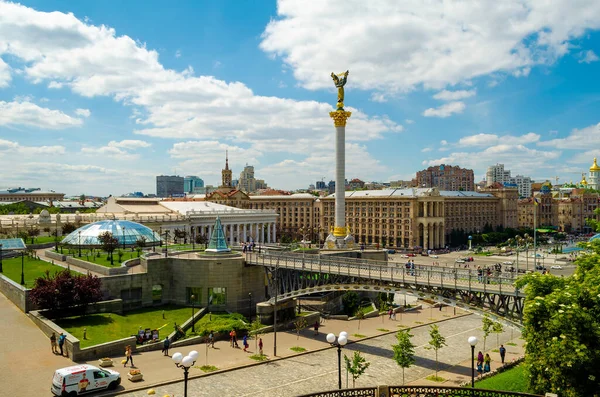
[206,217,230,253]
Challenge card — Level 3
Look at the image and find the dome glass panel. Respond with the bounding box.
[61,220,160,247]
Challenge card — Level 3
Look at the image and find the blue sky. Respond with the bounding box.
[1,0,599,196]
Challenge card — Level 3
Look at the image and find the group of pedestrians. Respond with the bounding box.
[388,308,397,320]
[242,242,258,253]
[476,344,507,377]
[50,332,67,356]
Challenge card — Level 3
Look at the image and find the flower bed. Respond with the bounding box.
[127,369,143,382]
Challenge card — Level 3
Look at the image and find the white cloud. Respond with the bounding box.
[423,101,465,118]
[175,50,181,58]
[538,122,600,149]
[0,2,400,146]
[0,100,83,129]
[440,140,448,146]
[421,147,432,153]
[370,92,387,103]
[578,50,599,64]
[0,139,65,155]
[458,132,540,147]
[0,57,11,87]
[259,0,600,92]
[75,108,91,117]
[81,139,151,157]
[433,90,476,101]
[405,119,414,124]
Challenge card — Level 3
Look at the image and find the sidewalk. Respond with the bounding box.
[88,304,476,395]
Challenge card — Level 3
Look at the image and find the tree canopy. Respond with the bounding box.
[516,240,600,396]
[29,269,103,317]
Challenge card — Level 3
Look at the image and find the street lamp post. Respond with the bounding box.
[248,292,252,319]
[172,350,198,397]
[191,225,195,251]
[78,230,82,257]
[122,227,126,250]
[191,294,196,333]
[20,251,25,285]
[0,243,3,273]
[468,336,478,388]
[326,331,348,389]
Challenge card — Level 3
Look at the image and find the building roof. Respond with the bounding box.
[591,158,600,172]
[160,200,244,214]
[250,193,315,200]
[327,188,494,198]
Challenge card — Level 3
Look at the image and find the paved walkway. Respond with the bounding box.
[0,292,75,397]
[119,313,523,397]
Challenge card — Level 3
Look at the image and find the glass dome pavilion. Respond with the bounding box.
[61,220,160,247]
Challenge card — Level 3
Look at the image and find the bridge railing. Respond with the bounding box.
[247,252,518,293]
[297,386,542,397]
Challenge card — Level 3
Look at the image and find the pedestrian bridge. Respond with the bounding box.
[298,385,542,397]
[245,252,525,321]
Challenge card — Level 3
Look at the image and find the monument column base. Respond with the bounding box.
[323,232,355,250]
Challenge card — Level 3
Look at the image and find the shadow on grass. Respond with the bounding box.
[56,314,116,327]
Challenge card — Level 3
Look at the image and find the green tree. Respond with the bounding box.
[61,222,76,235]
[135,236,146,257]
[27,227,40,244]
[392,330,416,385]
[426,324,447,378]
[378,298,388,323]
[344,351,370,388]
[481,314,494,351]
[492,321,504,348]
[355,307,366,330]
[294,317,308,340]
[515,239,600,396]
[342,291,360,316]
[97,231,118,265]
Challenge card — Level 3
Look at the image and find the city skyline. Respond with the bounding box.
[1,0,600,196]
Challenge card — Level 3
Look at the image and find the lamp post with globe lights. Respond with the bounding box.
[326,331,348,390]
[172,350,198,397]
[468,336,478,388]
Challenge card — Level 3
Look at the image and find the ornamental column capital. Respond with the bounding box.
[329,110,352,127]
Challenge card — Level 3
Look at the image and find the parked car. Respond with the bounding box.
[502,261,513,265]
[385,249,396,254]
[52,365,121,396]
[430,255,439,259]
[550,265,563,270]
[535,265,547,271]
[455,259,465,263]
[407,253,416,257]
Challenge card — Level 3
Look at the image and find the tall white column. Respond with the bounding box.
[243,224,247,243]
[330,110,352,238]
[272,223,277,243]
[267,223,271,243]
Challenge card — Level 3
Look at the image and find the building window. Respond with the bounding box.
[208,287,227,305]
[186,287,202,304]
[152,285,163,303]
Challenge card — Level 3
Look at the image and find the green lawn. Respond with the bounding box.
[57,248,141,267]
[55,305,196,348]
[183,313,247,337]
[0,256,72,288]
[475,364,530,393]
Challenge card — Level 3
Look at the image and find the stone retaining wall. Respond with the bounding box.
[65,256,129,275]
[0,274,37,312]
[45,250,66,262]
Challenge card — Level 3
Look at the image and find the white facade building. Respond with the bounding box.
[486,164,532,198]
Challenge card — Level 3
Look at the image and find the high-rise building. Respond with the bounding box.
[238,164,268,193]
[316,181,326,190]
[156,175,184,197]
[416,164,474,191]
[486,164,533,198]
[184,176,204,193]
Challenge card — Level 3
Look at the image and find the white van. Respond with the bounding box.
[51,364,121,396]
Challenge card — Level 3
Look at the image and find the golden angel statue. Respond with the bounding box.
[331,70,349,109]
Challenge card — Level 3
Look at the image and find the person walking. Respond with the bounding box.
[314,320,319,336]
[484,353,491,373]
[388,308,393,320]
[162,337,170,356]
[229,330,234,347]
[124,345,134,367]
[258,338,263,356]
[476,351,484,376]
[232,329,239,348]
[243,334,249,352]
[499,344,506,364]
[209,331,215,348]
[58,332,66,356]
[50,332,58,354]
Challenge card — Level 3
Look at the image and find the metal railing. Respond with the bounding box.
[298,386,542,397]
[246,252,520,296]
